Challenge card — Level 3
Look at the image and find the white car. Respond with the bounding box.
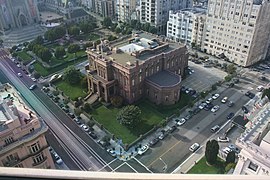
[31,77,37,82]
[107,149,116,157]
[16,64,21,68]
[80,124,89,132]
[198,102,207,109]
[256,86,264,92]
[54,153,63,165]
[212,93,220,100]
[17,73,22,77]
[138,145,149,155]
[176,118,186,126]
[206,97,213,104]
[222,147,232,154]
[221,97,228,103]
[217,136,230,143]
[189,143,200,152]
[211,105,220,112]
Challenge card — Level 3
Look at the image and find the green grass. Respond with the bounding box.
[33,56,87,77]
[49,51,87,66]
[92,101,164,144]
[17,51,32,63]
[188,157,225,174]
[54,80,87,101]
[88,33,100,41]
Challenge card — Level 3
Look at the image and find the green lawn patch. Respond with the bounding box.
[17,51,32,63]
[33,56,87,77]
[92,101,164,144]
[54,80,87,101]
[188,157,225,174]
[88,33,100,41]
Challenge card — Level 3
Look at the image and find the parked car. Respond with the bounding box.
[228,101,234,107]
[221,97,228,103]
[184,114,192,120]
[61,107,69,113]
[80,124,89,132]
[107,149,116,157]
[175,118,186,126]
[31,77,37,82]
[212,93,220,100]
[198,102,207,109]
[211,105,220,112]
[189,143,200,152]
[73,118,82,125]
[88,131,97,139]
[204,103,214,111]
[256,85,264,92]
[242,106,249,113]
[222,147,232,154]
[68,113,75,118]
[227,112,235,120]
[169,125,177,133]
[181,86,186,92]
[54,153,63,165]
[259,76,266,81]
[211,125,220,133]
[245,91,255,99]
[149,138,159,147]
[206,97,213,104]
[138,145,149,155]
[217,136,230,143]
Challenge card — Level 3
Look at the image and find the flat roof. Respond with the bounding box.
[232,115,248,130]
[146,71,181,87]
[88,32,184,67]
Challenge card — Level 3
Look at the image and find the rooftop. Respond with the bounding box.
[87,32,185,68]
[170,6,207,15]
[146,71,181,87]
[70,8,89,19]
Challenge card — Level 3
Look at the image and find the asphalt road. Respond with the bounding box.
[0,49,150,173]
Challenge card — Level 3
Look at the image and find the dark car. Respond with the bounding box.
[242,106,249,114]
[68,113,75,118]
[88,131,97,139]
[259,76,266,81]
[61,107,69,113]
[169,125,177,133]
[184,114,192,120]
[228,101,234,107]
[29,84,37,90]
[181,86,186,92]
[189,90,197,96]
[227,112,235,120]
[248,93,255,99]
[228,83,234,87]
[149,138,159,147]
[192,107,201,115]
[204,103,214,111]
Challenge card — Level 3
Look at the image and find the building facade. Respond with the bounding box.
[92,0,115,18]
[0,83,55,169]
[86,32,188,105]
[116,0,136,22]
[202,0,270,67]
[140,0,193,34]
[167,6,206,47]
[0,0,40,34]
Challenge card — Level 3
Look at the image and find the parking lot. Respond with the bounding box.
[183,61,227,93]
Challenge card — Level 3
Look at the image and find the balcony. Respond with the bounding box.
[3,157,20,167]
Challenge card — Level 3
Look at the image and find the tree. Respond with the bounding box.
[102,17,112,28]
[110,96,123,107]
[69,26,80,36]
[54,46,66,59]
[149,26,157,34]
[35,36,44,45]
[63,66,82,85]
[226,64,236,74]
[117,105,142,128]
[80,76,88,89]
[262,88,270,100]
[84,103,92,113]
[226,151,236,164]
[115,27,121,34]
[67,44,80,54]
[205,139,219,165]
[38,47,52,62]
[224,75,232,82]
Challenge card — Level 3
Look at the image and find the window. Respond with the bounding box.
[15,163,23,168]
[248,161,258,172]
[29,142,40,154]
[139,76,142,82]
[4,137,14,146]
[32,152,45,165]
[132,79,135,86]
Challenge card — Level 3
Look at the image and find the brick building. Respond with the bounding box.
[86,32,188,105]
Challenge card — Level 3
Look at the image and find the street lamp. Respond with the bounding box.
[159,157,167,172]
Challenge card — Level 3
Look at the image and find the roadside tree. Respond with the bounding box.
[226,151,236,164]
[262,88,270,100]
[63,66,82,85]
[226,64,236,74]
[67,44,80,54]
[205,139,219,165]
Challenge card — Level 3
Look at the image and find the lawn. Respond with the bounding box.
[188,157,225,174]
[48,50,87,66]
[17,51,32,63]
[33,56,87,77]
[92,101,164,144]
[54,80,87,101]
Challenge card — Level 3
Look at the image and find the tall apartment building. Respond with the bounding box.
[140,0,193,34]
[93,0,116,18]
[86,32,188,105]
[233,101,270,175]
[167,6,206,47]
[116,0,136,22]
[0,83,54,169]
[202,0,270,67]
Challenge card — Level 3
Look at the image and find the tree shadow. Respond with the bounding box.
[172,133,191,143]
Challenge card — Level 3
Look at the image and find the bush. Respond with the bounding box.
[84,103,92,112]
[52,90,59,96]
[224,75,232,82]
[33,72,41,79]
[87,121,95,127]
[63,99,69,104]
[74,108,82,116]
[110,95,123,108]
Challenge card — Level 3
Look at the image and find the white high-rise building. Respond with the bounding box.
[140,0,193,34]
[167,6,206,47]
[202,0,270,67]
[116,0,136,22]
